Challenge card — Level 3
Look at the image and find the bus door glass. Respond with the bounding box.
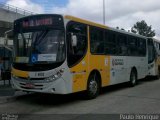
[148,39,156,64]
[66,21,88,92]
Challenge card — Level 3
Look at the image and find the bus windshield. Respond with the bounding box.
[14,29,65,64]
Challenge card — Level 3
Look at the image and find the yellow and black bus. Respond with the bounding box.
[11,14,157,99]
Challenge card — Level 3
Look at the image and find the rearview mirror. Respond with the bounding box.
[71,33,77,47]
[4,29,13,46]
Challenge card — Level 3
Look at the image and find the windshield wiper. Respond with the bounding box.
[20,32,28,55]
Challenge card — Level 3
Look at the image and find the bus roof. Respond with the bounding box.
[14,14,147,39]
[65,15,108,29]
[65,15,146,39]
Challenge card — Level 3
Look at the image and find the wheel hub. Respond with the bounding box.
[89,79,98,95]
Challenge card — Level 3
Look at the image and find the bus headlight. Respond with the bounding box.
[12,74,19,80]
[45,68,64,82]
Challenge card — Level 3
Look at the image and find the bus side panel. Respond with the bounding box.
[148,60,158,76]
[103,56,111,86]
[87,26,110,87]
[149,56,160,76]
[89,55,111,87]
[156,56,160,75]
[70,26,111,92]
[70,53,89,93]
[126,57,148,79]
[109,56,129,85]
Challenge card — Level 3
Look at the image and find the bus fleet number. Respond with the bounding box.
[35,73,44,77]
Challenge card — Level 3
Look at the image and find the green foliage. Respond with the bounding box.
[131,20,155,37]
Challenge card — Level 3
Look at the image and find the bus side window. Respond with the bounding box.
[128,37,138,56]
[104,30,116,55]
[138,39,146,56]
[90,27,104,54]
[66,21,87,67]
[117,34,127,56]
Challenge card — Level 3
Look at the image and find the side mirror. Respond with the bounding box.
[71,33,77,47]
[4,33,8,46]
[154,49,158,60]
[4,29,13,46]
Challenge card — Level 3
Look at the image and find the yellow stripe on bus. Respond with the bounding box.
[12,68,29,78]
[65,15,109,29]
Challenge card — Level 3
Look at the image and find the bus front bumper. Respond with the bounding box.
[11,77,71,94]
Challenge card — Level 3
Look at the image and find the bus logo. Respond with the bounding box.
[112,59,124,66]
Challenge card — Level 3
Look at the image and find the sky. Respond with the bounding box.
[1,0,160,39]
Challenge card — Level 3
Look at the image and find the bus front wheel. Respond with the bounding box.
[85,73,100,99]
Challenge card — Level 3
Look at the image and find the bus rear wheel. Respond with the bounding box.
[129,69,137,87]
[85,73,100,99]
[157,66,160,79]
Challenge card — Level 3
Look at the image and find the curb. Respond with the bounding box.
[0,91,27,104]
[0,96,15,104]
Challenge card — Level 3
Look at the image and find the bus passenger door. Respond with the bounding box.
[148,39,157,76]
[66,21,88,92]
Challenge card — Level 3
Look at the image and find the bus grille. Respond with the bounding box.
[19,83,44,90]
[18,77,45,80]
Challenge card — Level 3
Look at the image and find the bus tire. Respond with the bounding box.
[85,73,100,99]
[157,66,160,79]
[129,69,137,87]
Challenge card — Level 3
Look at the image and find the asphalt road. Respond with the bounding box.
[0,78,160,119]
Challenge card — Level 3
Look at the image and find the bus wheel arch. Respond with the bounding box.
[129,67,138,87]
[85,70,101,99]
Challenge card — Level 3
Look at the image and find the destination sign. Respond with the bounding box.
[14,15,64,32]
[22,18,53,28]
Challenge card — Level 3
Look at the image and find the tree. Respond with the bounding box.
[131,20,155,37]
[116,26,125,31]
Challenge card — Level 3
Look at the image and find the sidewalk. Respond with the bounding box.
[0,79,14,96]
[0,80,26,104]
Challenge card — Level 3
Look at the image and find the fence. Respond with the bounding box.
[0,2,35,16]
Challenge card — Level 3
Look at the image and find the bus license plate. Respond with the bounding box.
[25,83,35,88]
